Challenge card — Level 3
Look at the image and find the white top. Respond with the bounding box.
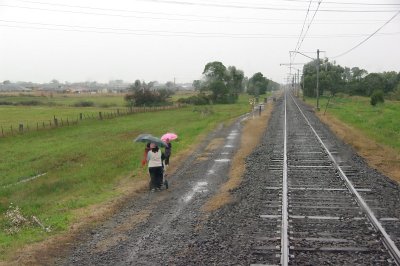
[147,150,162,168]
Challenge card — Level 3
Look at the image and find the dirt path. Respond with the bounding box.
[46,103,272,265]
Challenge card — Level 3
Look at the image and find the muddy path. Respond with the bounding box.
[57,113,250,265]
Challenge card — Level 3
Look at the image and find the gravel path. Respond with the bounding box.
[59,95,400,265]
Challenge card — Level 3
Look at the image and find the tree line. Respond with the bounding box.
[125,61,279,106]
[302,59,400,104]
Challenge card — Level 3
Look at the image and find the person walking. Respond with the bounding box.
[147,143,165,191]
[164,138,172,168]
[141,142,151,166]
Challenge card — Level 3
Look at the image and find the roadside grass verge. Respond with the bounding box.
[306,95,400,152]
[304,95,400,182]
[0,97,250,260]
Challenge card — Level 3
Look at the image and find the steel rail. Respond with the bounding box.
[288,92,400,265]
[281,90,289,266]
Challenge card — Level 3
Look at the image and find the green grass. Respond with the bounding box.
[305,95,400,151]
[0,93,127,107]
[0,94,251,259]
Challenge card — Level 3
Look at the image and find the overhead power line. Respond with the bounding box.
[276,0,400,5]
[332,9,400,58]
[1,2,397,14]
[135,0,400,12]
[291,1,322,64]
[294,0,313,55]
[1,20,399,38]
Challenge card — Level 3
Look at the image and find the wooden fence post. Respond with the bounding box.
[99,112,103,120]
[80,113,83,120]
[19,123,23,133]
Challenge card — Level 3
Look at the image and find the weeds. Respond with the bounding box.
[4,203,51,235]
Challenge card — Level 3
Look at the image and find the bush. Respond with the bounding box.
[388,85,400,101]
[0,101,13,105]
[177,94,210,105]
[18,100,42,106]
[73,101,95,107]
[370,90,384,106]
[99,103,117,108]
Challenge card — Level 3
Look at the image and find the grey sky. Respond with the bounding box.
[0,0,399,84]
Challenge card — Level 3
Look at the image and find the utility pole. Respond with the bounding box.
[289,50,323,110]
[302,73,305,101]
[297,69,300,97]
[316,49,320,110]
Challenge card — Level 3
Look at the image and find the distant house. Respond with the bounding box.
[0,83,31,92]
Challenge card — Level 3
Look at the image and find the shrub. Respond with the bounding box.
[177,94,210,105]
[18,100,42,106]
[73,101,95,107]
[370,90,384,106]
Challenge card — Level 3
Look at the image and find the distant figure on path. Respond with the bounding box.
[147,143,165,191]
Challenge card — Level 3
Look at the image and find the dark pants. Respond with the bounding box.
[165,155,170,165]
[149,166,163,189]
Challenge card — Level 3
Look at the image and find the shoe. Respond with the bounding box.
[151,188,155,192]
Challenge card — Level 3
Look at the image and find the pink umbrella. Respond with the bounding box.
[161,133,178,141]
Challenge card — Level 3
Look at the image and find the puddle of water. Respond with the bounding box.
[182,181,209,203]
[224,145,234,148]
[214,158,230,162]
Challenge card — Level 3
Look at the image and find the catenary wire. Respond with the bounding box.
[292,0,313,64]
[332,9,400,58]
[1,21,399,38]
[0,2,397,14]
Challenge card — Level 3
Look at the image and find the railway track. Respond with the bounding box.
[252,90,400,265]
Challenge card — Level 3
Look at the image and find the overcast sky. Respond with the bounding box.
[0,0,399,84]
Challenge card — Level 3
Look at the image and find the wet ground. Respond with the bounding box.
[57,95,400,265]
[59,113,248,265]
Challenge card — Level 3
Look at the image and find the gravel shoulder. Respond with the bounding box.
[57,107,269,265]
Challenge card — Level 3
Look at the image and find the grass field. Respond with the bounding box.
[0,93,252,259]
[305,95,400,152]
[0,93,126,107]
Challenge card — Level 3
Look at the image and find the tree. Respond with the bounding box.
[165,81,175,89]
[203,61,227,82]
[247,72,268,96]
[201,61,241,103]
[362,73,384,96]
[227,66,245,96]
[192,80,202,91]
[125,80,172,106]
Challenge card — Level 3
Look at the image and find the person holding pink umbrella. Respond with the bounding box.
[164,138,172,167]
[161,133,177,167]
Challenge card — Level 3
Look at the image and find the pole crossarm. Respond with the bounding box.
[289,51,315,60]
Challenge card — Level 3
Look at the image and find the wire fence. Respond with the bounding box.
[1,104,184,138]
